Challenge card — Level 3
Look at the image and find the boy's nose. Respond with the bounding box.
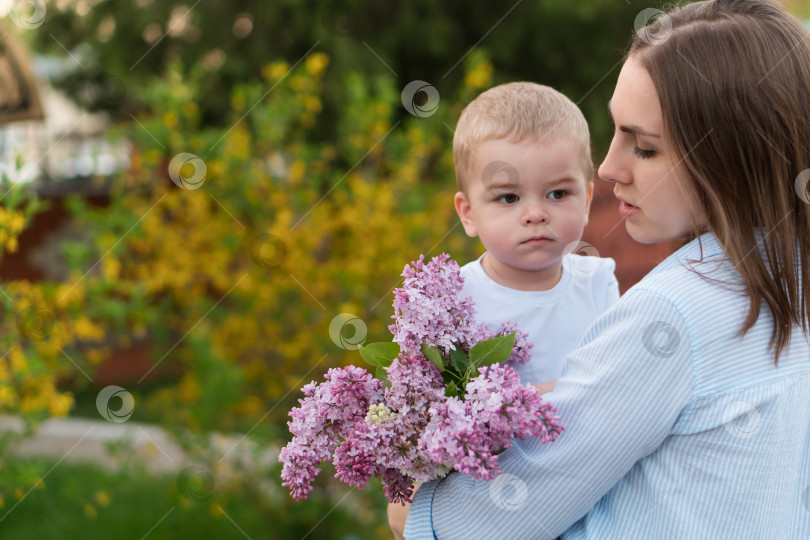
[522,201,549,224]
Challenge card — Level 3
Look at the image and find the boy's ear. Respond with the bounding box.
[583,182,594,227]
[454,191,478,238]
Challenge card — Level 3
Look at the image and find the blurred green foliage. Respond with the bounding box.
[61,49,483,434]
[0,459,388,539]
[0,0,695,527]
[32,0,647,154]
[0,47,488,510]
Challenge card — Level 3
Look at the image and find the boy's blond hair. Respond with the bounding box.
[453,82,593,191]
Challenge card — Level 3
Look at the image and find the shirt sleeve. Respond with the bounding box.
[405,288,694,539]
[601,257,621,309]
[404,479,440,539]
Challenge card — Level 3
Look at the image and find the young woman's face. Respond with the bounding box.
[598,56,704,244]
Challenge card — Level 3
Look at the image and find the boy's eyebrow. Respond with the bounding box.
[545,177,578,186]
[488,177,578,191]
[488,177,520,186]
[487,178,520,191]
[607,100,661,139]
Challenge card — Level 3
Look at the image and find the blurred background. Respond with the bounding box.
[1,0,809,538]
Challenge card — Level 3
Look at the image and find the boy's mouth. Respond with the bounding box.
[521,236,554,245]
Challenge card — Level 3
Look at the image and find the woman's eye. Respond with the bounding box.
[548,190,567,200]
[497,193,519,204]
[633,146,656,159]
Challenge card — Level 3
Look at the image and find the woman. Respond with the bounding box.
[403,1,810,538]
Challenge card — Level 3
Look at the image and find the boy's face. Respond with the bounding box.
[455,137,593,290]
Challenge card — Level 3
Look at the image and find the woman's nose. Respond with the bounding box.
[598,136,630,184]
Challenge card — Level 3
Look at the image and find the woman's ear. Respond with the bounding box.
[454,191,478,237]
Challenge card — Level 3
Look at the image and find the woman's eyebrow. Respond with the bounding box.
[607,100,661,138]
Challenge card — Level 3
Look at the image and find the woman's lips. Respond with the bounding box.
[618,200,640,219]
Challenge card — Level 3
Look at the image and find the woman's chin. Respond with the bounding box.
[626,223,694,245]
[626,223,666,245]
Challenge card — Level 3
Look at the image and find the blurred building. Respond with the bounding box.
[0,31,152,385]
[0,31,129,187]
[0,30,129,282]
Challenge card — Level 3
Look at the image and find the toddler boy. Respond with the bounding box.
[453,81,619,389]
[389,82,619,539]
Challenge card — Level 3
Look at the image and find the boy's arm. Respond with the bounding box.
[388,484,419,539]
[387,500,410,540]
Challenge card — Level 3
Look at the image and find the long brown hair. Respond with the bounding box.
[631,0,810,362]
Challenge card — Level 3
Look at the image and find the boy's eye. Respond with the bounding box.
[548,190,568,200]
[497,193,519,204]
[633,146,656,159]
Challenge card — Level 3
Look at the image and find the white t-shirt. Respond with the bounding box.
[460,253,620,384]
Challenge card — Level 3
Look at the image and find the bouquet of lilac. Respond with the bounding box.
[279,254,563,504]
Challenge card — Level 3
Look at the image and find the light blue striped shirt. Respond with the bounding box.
[405,233,810,539]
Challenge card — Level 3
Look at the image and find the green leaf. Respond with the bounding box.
[376,366,391,388]
[420,344,445,371]
[441,368,459,387]
[450,347,469,373]
[445,381,458,397]
[358,342,400,368]
[469,333,517,369]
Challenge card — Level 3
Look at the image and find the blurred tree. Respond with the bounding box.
[33,0,643,152]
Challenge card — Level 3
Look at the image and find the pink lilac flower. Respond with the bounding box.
[389,254,477,355]
[385,351,445,410]
[279,366,385,500]
[280,253,562,505]
[380,467,415,505]
[468,321,534,366]
[419,363,563,480]
[465,364,563,445]
[338,409,427,503]
[333,422,378,489]
[368,353,448,485]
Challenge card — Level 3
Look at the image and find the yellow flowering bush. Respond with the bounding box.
[0,189,104,421]
[0,52,492,507]
[0,186,109,496]
[84,53,490,434]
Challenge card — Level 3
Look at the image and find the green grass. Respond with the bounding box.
[0,459,389,539]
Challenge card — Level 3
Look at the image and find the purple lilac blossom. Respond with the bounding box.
[468,321,534,366]
[389,254,477,355]
[280,253,562,504]
[419,363,563,480]
[279,365,384,500]
[351,352,451,503]
[381,468,415,505]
